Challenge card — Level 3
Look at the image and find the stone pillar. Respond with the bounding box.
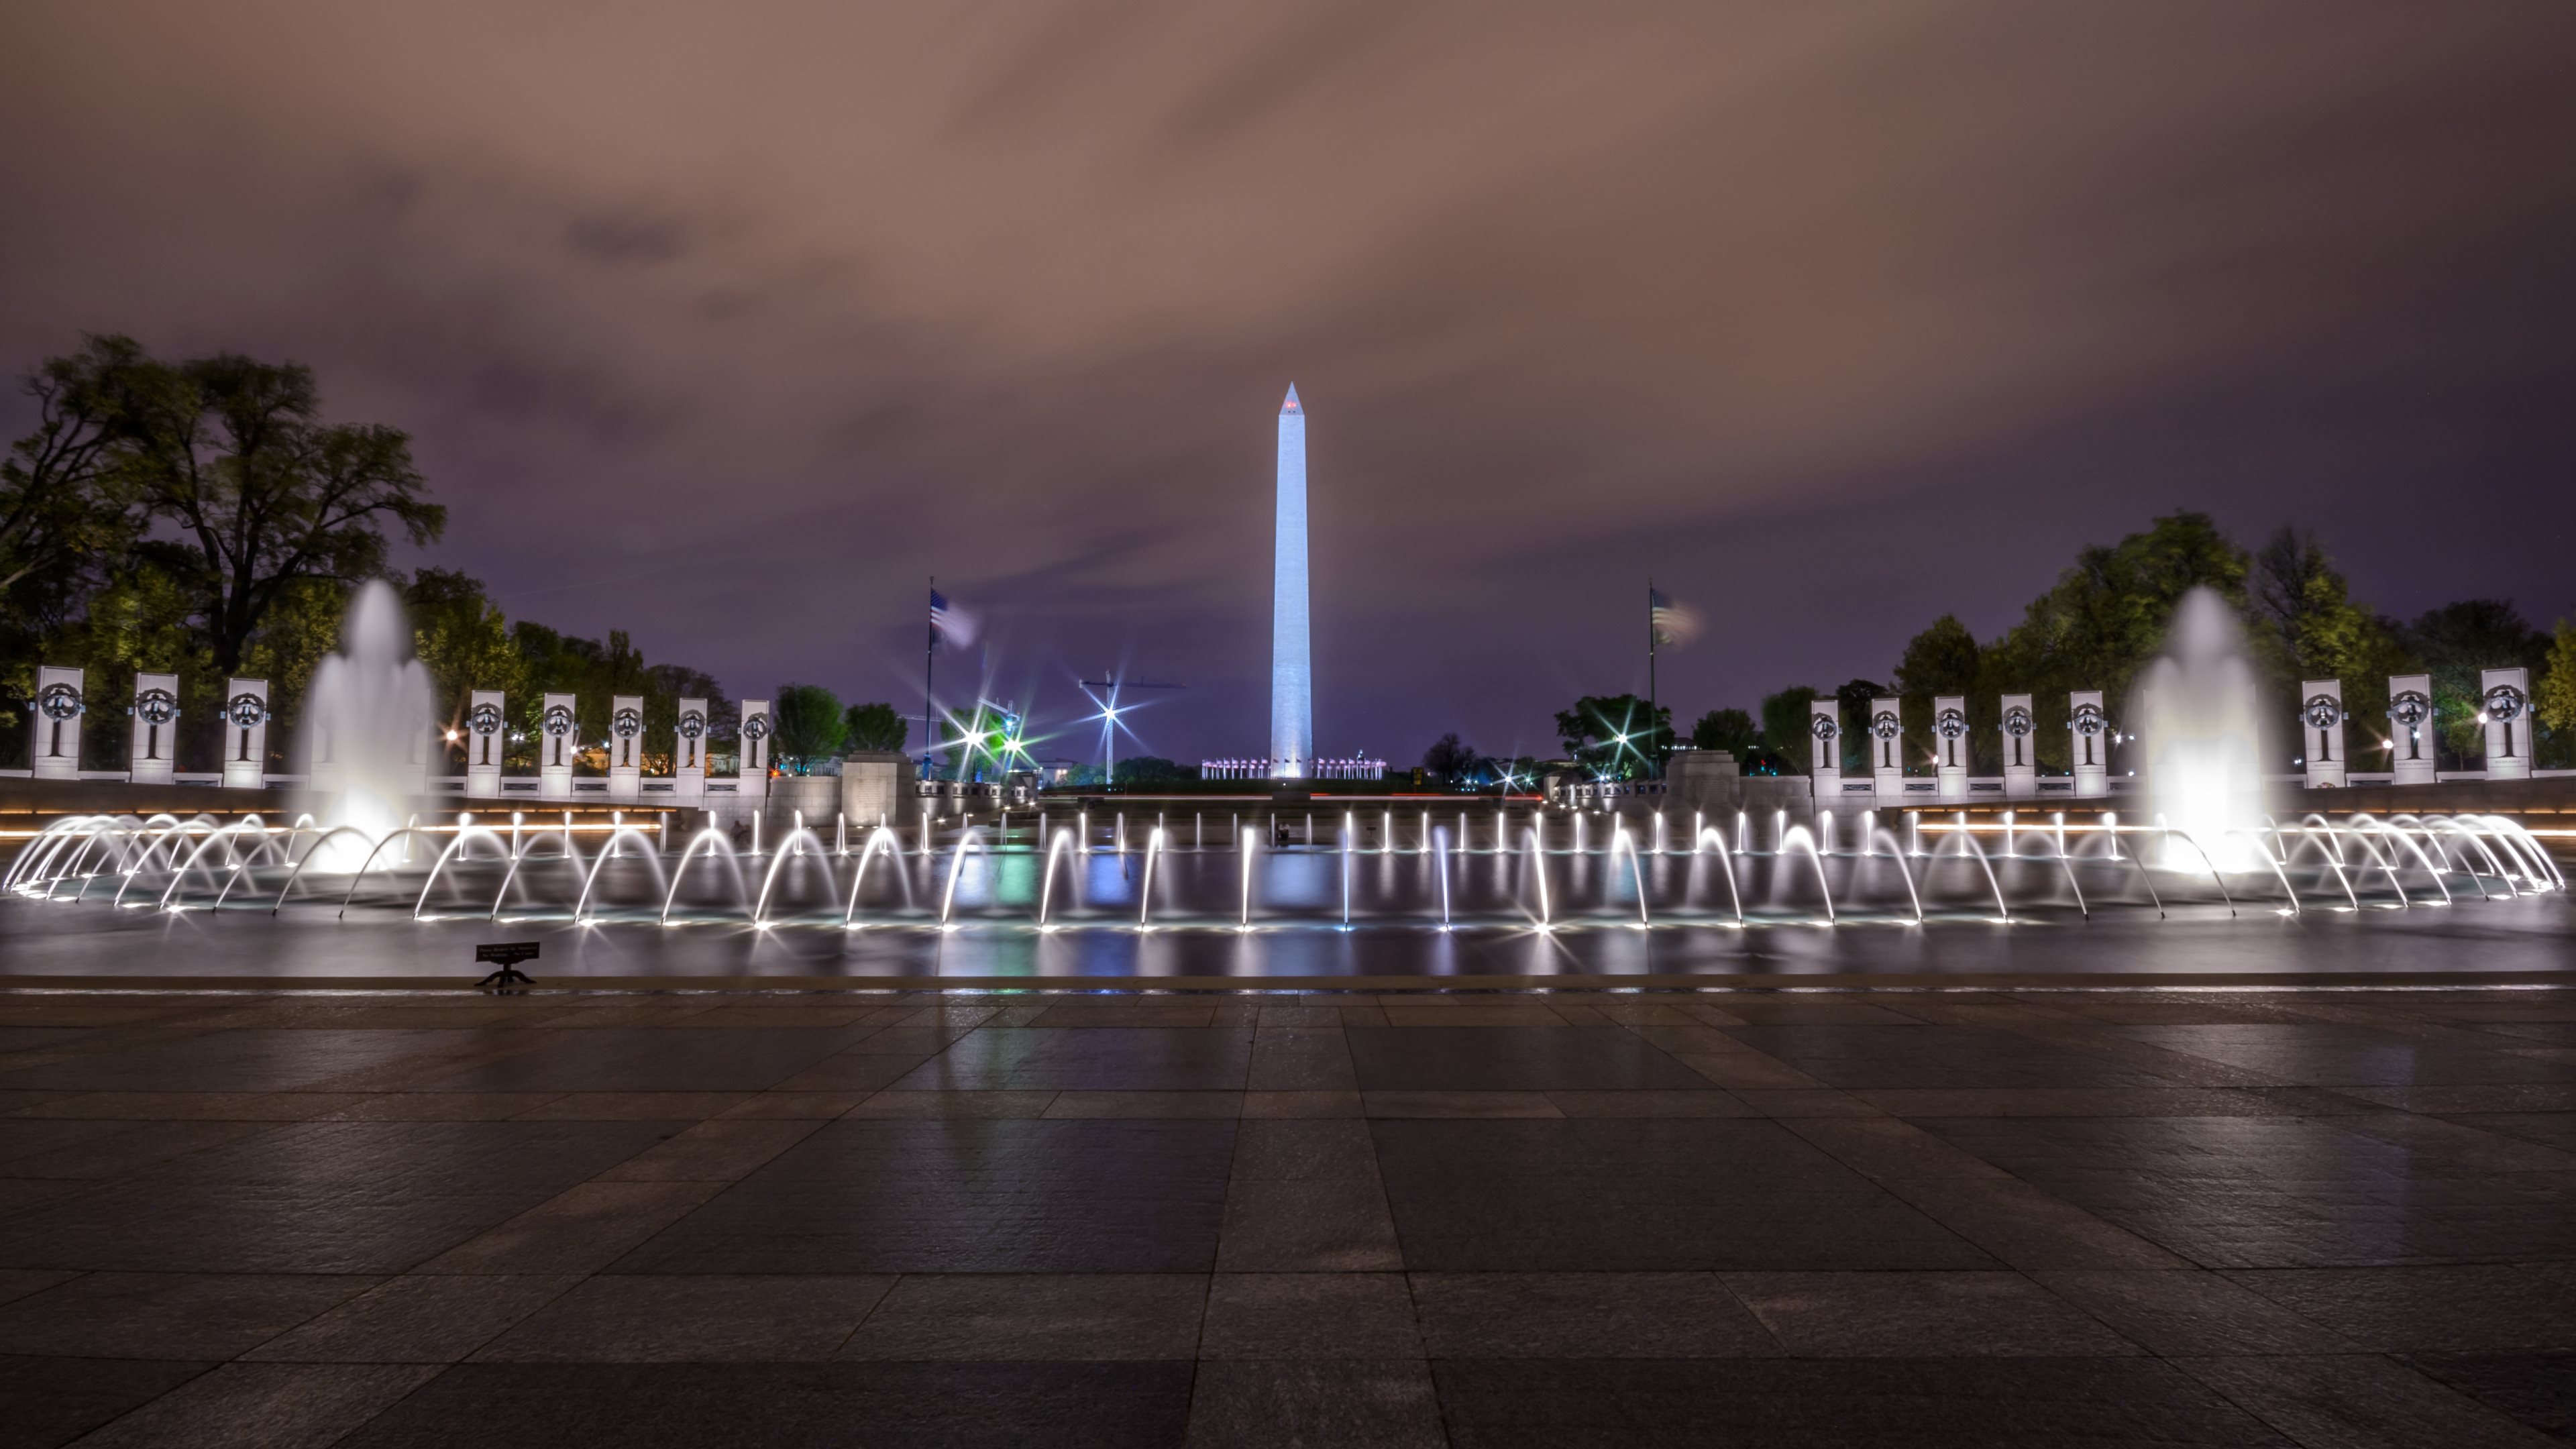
[221,678,270,789]
[1999,693,2037,799]
[464,690,506,799]
[673,698,707,801]
[1867,696,1903,798]
[2070,690,2109,798]
[1667,748,1742,828]
[840,751,913,833]
[2387,673,2435,786]
[32,666,84,780]
[607,694,643,802]
[739,699,772,802]
[537,692,577,801]
[1808,698,1841,801]
[1933,695,1969,802]
[2299,679,2347,789]
[129,672,181,784]
[2481,667,2533,781]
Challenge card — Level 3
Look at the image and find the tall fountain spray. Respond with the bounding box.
[303,581,435,872]
[2134,588,2265,871]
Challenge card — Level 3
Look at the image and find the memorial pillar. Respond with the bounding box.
[672,698,707,801]
[221,678,270,790]
[538,693,577,801]
[32,666,84,780]
[739,699,772,802]
[2299,680,2347,789]
[1808,698,1841,801]
[2387,674,2435,786]
[2481,667,2533,781]
[2070,690,2109,798]
[1933,694,1969,802]
[607,694,643,802]
[128,672,181,784]
[1868,696,1903,798]
[1999,693,2036,799]
[464,690,506,799]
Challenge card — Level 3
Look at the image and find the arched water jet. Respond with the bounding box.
[574,827,671,922]
[2223,827,2304,914]
[1868,826,1925,922]
[1520,826,1553,928]
[2430,818,2513,896]
[2159,827,2239,916]
[2475,815,2563,890]
[1607,823,1650,927]
[333,827,449,916]
[1341,816,1354,926]
[2354,816,2449,906]
[659,829,753,924]
[937,828,989,926]
[1693,829,1747,927]
[1137,826,1167,927]
[490,828,582,921]
[1933,822,2011,924]
[160,821,286,912]
[1239,826,1257,928]
[1434,826,1452,929]
[413,827,511,920]
[1778,825,1835,924]
[845,828,909,928]
[755,828,836,925]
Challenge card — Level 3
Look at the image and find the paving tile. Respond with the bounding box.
[0,1119,684,1275]
[1362,1091,1562,1118]
[714,1091,872,1120]
[888,1028,1253,1091]
[2330,1112,2576,1171]
[1185,1360,1444,1449]
[244,1274,582,1363]
[1199,1273,1420,1358]
[413,1028,865,1093]
[2442,1112,2576,1152]
[1232,1119,1380,1180]
[612,1119,1237,1274]
[2110,1022,2576,1087]
[510,1091,758,1119]
[315,1093,568,1121]
[2402,1352,2576,1443]
[1241,1090,1364,1118]
[596,1118,827,1180]
[335,1360,1194,1447]
[2220,1266,2576,1352]
[1044,1090,1244,1118]
[769,1055,930,1093]
[68,1360,442,1449]
[1542,1089,1754,1117]
[1247,1029,1360,1091]
[1410,1272,1778,1358]
[1348,1027,1706,1091]
[1029,1003,1216,1027]
[2032,1271,2354,1355]
[845,1088,1057,1117]
[1433,1356,2286,1446]
[0,1271,375,1359]
[1217,1178,1404,1272]
[476,1275,894,1362]
[2176,1352,2559,1448]
[1727,1087,1887,1116]
[1876,1173,2194,1271]
[1371,1119,1992,1272]
[419,1180,727,1275]
[1674,1053,1831,1090]
[837,1273,1203,1360]
[1723,1269,2141,1356]
[0,1029,490,1095]
[0,1268,78,1307]
[0,1354,211,1449]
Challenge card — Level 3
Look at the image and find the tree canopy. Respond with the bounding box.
[771,684,847,772]
[1553,694,1670,780]
[843,701,910,753]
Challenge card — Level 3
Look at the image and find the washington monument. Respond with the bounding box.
[1271,384,1311,777]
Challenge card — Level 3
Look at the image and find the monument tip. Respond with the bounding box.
[1281,383,1301,415]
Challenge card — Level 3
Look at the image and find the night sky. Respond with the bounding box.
[5,3,2573,768]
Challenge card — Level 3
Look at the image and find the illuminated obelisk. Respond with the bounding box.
[1270,384,1312,778]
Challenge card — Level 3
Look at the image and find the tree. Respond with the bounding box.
[2538,621,2576,769]
[771,684,847,773]
[2247,527,2407,743]
[124,352,444,675]
[1688,708,1756,757]
[1,336,150,666]
[1758,686,1819,773]
[1421,732,1479,781]
[844,701,910,753]
[405,568,524,731]
[1830,680,1886,773]
[2402,600,2548,767]
[1892,615,1985,771]
[1112,755,1190,786]
[1553,694,1670,780]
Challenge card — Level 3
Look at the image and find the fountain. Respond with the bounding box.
[299,582,435,873]
[2134,588,2265,872]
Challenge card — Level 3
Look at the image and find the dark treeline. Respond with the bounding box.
[0,335,743,773]
[1713,513,2574,777]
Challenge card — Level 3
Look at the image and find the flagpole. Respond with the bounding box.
[922,576,935,782]
[1646,576,1659,780]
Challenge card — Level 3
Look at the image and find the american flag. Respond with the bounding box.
[929,588,978,648]
[1650,586,1697,647]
